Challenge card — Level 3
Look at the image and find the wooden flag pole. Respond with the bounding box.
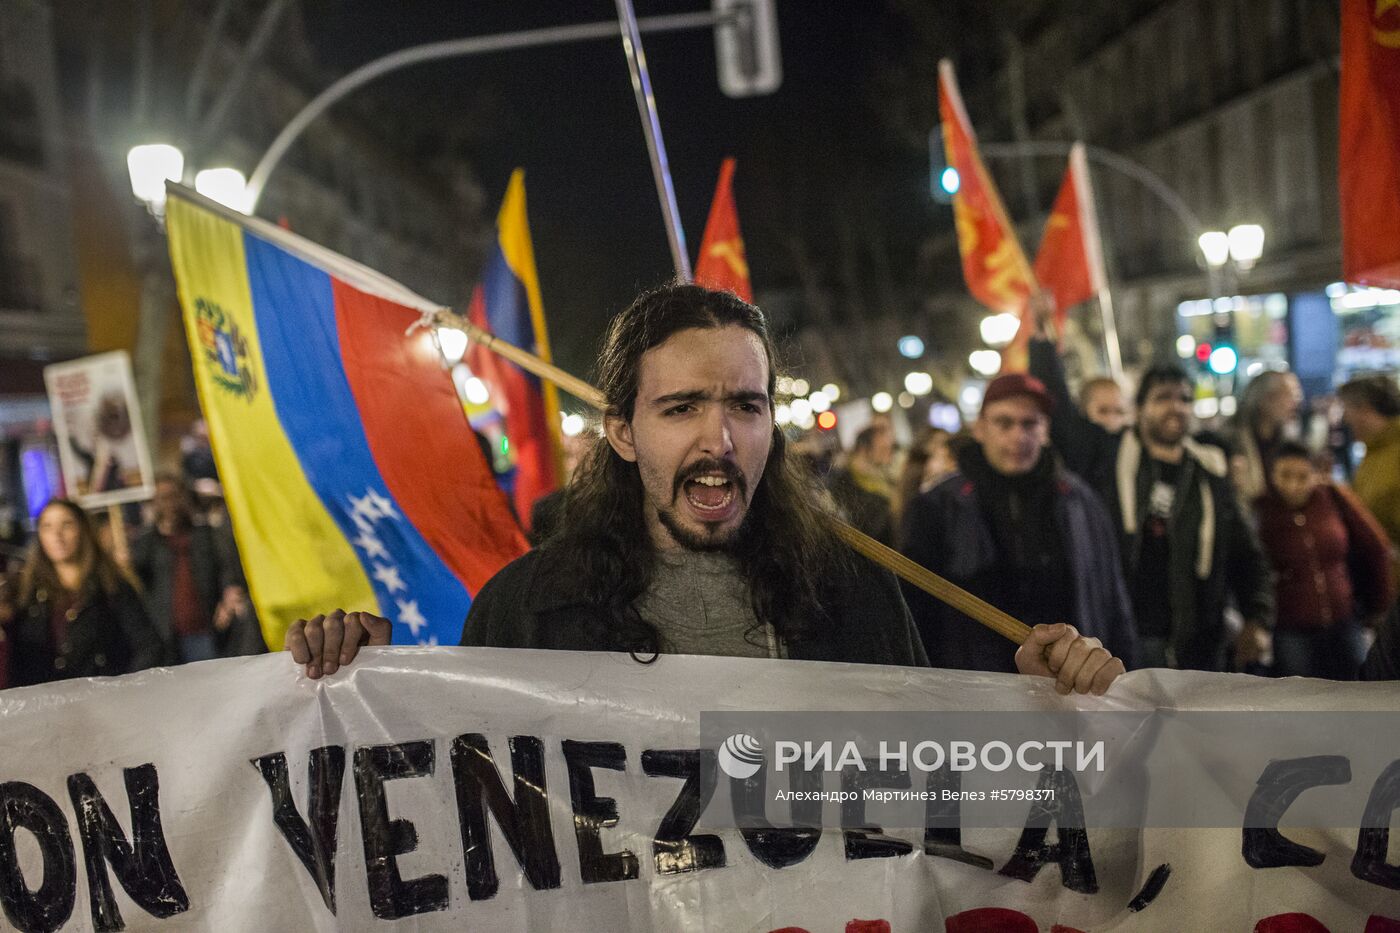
[106,504,131,568]
[436,311,1032,646]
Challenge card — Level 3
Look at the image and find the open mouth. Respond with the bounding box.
[683,474,737,515]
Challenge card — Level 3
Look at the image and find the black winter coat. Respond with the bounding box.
[8,580,165,687]
[459,543,930,668]
[900,450,1140,673]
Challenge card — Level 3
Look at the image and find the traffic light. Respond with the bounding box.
[713,0,782,97]
[929,127,956,204]
[1208,345,1238,375]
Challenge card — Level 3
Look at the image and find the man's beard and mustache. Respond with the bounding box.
[1141,412,1188,447]
[655,458,754,552]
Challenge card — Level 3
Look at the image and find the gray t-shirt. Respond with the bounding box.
[633,550,781,658]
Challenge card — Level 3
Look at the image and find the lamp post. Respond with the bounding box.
[124,142,186,458]
[126,143,184,218]
[193,167,253,214]
[1197,223,1266,295]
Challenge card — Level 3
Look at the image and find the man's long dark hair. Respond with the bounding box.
[554,282,848,654]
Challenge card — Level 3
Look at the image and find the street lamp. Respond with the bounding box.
[1197,231,1230,269]
[1226,224,1265,271]
[194,167,253,214]
[127,143,184,215]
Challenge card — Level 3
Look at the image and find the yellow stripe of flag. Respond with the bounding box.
[165,196,378,649]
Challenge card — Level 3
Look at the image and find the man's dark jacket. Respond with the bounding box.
[1029,339,1275,670]
[459,542,930,667]
[130,522,244,662]
[899,449,1139,673]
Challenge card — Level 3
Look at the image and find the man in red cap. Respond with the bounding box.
[899,372,1139,673]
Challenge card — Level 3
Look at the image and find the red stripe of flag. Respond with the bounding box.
[332,280,528,594]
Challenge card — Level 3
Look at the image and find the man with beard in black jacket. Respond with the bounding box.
[1029,339,1275,671]
[287,284,1126,696]
[900,373,1138,676]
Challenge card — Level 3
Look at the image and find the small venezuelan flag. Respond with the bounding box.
[165,187,529,651]
[466,170,562,530]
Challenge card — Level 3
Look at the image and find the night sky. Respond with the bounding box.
[305,1,947,383]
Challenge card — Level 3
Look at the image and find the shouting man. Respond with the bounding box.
[290,284,1123,692]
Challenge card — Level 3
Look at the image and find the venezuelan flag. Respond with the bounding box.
[466,170,562,529]
[165,187,528,650]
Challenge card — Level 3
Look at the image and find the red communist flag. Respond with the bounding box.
[1341,0,1400,286]
[1033,142,1107,335]
[939,60,1038,371]
[694,157,753,302]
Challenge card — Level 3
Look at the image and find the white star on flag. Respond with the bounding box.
[372,563,407,593]
[365,488,399,521]
[348,492,380,524]
[353,528,389,562]
[397,599,427,637]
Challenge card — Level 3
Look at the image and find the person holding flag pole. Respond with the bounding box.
[288,282,1126,695]
[280,15,1122,689]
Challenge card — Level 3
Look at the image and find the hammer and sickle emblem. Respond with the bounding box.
[706,239,751,280]
[1376,0,1400,48]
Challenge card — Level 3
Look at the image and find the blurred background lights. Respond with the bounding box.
[904,371,933,396]
[463,376,491,405]
[436,327,468,364]
[871,392,893,413]
[968,349,1001,376]
[898,335,925,359]
[560,413,585,437]
[978,313,1020,347]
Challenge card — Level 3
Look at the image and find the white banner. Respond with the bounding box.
[0,649,1396,931]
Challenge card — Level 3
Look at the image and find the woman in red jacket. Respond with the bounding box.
[1255,442,1397,679]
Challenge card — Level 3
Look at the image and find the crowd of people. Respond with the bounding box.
[0,473,264,689]
[4,283,1399,690]
[831,329,1400,681]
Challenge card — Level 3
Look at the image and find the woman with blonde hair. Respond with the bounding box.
[0,498,163,686]
[1230,369,1303,501]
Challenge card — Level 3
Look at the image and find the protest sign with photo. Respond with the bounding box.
[41,351,154,509]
